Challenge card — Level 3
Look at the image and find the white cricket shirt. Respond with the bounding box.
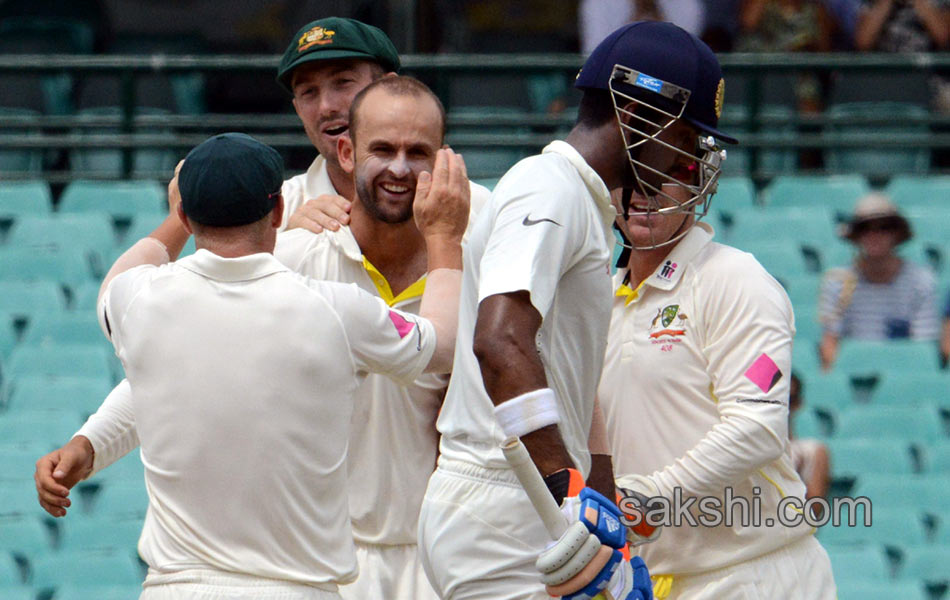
[599,223,813,576]
[437,141,615,475]
[280,156,335,231]
[98,250,435,586]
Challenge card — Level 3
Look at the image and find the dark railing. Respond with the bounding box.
[0,53,948,183]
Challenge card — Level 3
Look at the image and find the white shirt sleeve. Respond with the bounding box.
[98,264,162,348]
[477,175,583,318]
[309,280,436,386]
[649,256,793,499]
[74,379,139,475]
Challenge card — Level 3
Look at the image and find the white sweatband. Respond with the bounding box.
[493,387,561,439]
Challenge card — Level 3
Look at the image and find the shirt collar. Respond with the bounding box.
[641,222,714,291]
[542,141,614,228]
[305,155,337,199]
[178,249,289,282]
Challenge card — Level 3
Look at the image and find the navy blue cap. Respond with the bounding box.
[576,21,737,144]
[179,133,284,227]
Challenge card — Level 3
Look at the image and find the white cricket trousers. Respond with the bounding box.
[139,569,342,600]
[418,458,554,600]
[654,534,837,600]
[338,541,440,600]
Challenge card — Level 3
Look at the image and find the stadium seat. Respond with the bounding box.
[869,371,950,406]
[762,175,870,213]
[791,336,821,376]
[0,446,45,483]
[0,552,23,586]
[5,374,112,414]
[6,343,115,382]
[0,410,83,450]
[825,103,930,177]
[818,506,926,548]
[835,405,943,444]
[792,405,829,439]
[50,583,145,600]
[827,439,916,479]
[825,544,891,582]
[58,516,142,553]
[0,318,14,360]
[730,207,838,251]
[922,441,950,474]
[59,180,166,221]
[711,176,756,228]
[779,273,822,308]
[6,214,117,275]
[0,516,55,557]
[69,281,102,311]
[0,107,44,178]
[29,549,144,590]
[852,474,950,514]
[0,479,50,517]
[797,371,854,412]
[89,481,149,518]
[0,587,32,600]
[898,545,950,585]
[906,206,950,250]
[887,175,950,212]
[0,180,52,219]
[0,281,68,320]
[832,340,943,378]
[742,242,813,278]
[20,311,105,348]
[0,249,94,294]
[791,302,821,343]
[836,579,928,600]
[69,108,179,179]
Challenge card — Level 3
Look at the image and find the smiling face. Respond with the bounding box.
[338,86,444,224]
[291,59,381,169]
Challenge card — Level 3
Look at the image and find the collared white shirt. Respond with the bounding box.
[437,141,615,475]
[280,156,336,231]
[98,250,435,586]
[600,223,813,576]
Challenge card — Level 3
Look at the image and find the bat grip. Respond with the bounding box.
[501,437,569,540]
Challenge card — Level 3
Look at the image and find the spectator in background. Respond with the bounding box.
[941,290,950,367]
[818,193,939,370]
[735,0,838,113]
[579,0,706,53]
[854,0,950,112]
[788,372,830,517]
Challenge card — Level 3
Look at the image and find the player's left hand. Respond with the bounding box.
[286,194,352,233]
[413,147,469,243]
[167,160,184,215]
[537,487,653,599]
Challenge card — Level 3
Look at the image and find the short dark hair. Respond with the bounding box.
[348,75,446,145]
[575,88,616,129]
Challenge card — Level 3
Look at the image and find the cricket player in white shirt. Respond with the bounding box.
[590,22,837,600]
[35,131,470,599]
[36,20,488,600]
[416,23,669,600]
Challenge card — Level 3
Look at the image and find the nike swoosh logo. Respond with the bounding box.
[522,215,561,227]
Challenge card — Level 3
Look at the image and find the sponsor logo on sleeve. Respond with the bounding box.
[744,353,783,393]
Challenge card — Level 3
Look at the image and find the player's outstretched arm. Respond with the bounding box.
[34,436,94,517]
[414,148,469,373]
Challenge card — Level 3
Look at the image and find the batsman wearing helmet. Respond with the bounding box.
[593,21,837,599]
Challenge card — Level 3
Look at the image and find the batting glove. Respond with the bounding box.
[616,473,663,547]
[537,487,632,599]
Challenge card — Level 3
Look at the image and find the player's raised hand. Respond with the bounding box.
[413,147,469,244]
[287,194,352,233]
[34,436,95,517]
[167,160,185,215]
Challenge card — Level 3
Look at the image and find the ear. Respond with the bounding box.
[176,203,193,235]
[338,134,355,174]
[271,194,285,228]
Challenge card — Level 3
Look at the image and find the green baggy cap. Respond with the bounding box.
[277,17,400,94]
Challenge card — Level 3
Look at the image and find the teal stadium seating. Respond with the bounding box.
[70,281,102,312]
[825,103,930,177]
[0,411,83,450]
[0,318,14,361]
[869,371,950,407]
[29,550,144,591]
[50,583,145,600]
[818,506,927,549]
[0,180,52,219]
[21,312,106,348]
[0,515,54,559]
[853,474,950,514]
[923,441,950,474]
[898,545,950,586]
[87,481,149,519]
[887,175,950,212]
[836,580,928,600]
[835,405,943,444]
[826,439,916,479]
[832,340,943,378]
[761,175,870,213]
[4,375,113,415]
[0,248,94,295]
[826,544,891,582]
[797,371,854,411]
[69,107,179,178]
[0,552,23,586]
[0,281,68,321]
[6,343,115,382]
[6,214,117,276]
[59,180,167,221]
[0,108,44,177]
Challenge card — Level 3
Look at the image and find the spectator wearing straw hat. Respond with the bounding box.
[818,192,939,370]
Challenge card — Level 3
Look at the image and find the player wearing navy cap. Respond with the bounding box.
[591,22,837,599]
[36,131,470,599]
